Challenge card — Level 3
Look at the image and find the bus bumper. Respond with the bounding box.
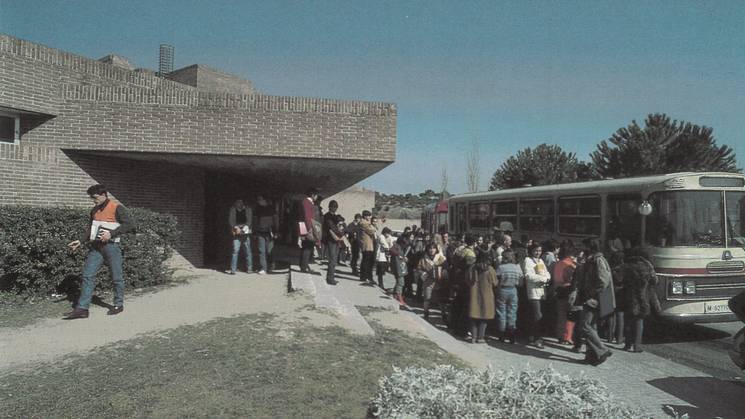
[657,299,737,324]
[656,312,738,324]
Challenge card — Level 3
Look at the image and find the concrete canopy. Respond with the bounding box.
[72,150,389,196]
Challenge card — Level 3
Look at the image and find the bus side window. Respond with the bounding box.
[607,195,642,248]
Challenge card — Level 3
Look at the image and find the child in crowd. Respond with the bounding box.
[495,249,523,343]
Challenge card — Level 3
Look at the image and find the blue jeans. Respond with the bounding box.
[582,304,610,359]
[77,243,124,310]
[231,236,253,272]
[256,234,273,272]
[496,287,518,332]
[325,241,339,283]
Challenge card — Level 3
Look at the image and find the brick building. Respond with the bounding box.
[0,34,397,267]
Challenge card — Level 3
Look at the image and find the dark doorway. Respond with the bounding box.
[203,170,302,269]
[203,171,259,268]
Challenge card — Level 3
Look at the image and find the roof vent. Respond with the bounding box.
[158,44,174,76]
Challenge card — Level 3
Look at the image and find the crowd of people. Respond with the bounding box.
[292,188,663,366]
[366,230,658,366]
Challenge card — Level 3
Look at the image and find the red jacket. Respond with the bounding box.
[553,257,576,288]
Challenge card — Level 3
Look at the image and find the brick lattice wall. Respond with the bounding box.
[0,33,396,267]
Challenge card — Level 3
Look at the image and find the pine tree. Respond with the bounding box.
[489,144,589,190]
[590,114,738,178]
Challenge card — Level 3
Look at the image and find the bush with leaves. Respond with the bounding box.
[0,206,181,297]
[368,365,644,418]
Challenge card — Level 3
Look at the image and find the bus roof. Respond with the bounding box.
[449,172,745,202]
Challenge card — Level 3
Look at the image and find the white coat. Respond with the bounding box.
[523,256,551,300]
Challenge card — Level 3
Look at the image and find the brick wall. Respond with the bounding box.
[167,64,256,95]
[0,149,205,264]
[0,33,396,267]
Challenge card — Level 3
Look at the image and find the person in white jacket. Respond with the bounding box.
[375,227,393,289]
[523,243,551,348]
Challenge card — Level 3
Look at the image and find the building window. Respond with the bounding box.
[0,111,20,144]
[558,196,601,236]
[519,199,554,232]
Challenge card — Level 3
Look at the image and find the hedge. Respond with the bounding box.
[0,205,181,297]
[368,365,645,418]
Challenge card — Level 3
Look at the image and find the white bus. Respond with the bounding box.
[448,172,745,323]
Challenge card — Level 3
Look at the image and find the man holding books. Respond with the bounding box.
[65,184,135,319]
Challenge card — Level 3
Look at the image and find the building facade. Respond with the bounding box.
[0,34,397,267]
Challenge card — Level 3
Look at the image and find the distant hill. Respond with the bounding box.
[373,189,447,219]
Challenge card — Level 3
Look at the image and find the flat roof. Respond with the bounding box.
[450,172,745,202]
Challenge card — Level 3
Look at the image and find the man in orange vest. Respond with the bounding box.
[65,184,135,319]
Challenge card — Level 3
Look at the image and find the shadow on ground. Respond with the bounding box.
[643,320,732,345]
[648,376,745,418]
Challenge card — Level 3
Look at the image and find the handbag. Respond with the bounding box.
[398,258,408,277]
[298,221,308,236]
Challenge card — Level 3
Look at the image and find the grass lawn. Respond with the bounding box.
[1,312,464,418]
[0,293,72,329]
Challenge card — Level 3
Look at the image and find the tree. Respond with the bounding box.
[590,113,738,178]
[440,165,448,194]
[489,143,587,190]
[466,137,480,192]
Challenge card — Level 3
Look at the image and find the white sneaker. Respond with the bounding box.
[258,270,266,275]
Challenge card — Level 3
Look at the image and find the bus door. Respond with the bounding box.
[456,203,467,234]
[607,194,643,249]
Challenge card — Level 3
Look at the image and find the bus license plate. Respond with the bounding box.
[704,301,731,314]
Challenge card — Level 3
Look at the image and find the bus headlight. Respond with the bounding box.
[684,281,696,295]
[671,280,683,295]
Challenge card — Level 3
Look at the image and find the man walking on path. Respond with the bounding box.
[227,199,253,274]
[577,238,613,365]
[65,184,135,319]
[322,200,344,285]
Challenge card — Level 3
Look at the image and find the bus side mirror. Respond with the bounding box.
[638,201,653,216]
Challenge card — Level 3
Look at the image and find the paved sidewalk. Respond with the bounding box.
[304,260,745,418]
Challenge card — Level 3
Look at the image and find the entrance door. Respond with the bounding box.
[203,171,257,268]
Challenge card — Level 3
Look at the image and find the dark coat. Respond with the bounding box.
[619,256,659,317]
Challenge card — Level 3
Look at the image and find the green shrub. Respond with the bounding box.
[368,365,645,418]
[0,205,181,296]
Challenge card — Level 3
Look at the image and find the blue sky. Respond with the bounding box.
[2,0,743,193]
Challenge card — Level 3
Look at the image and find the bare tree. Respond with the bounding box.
[440,164,449,194]
[465,136,480,192]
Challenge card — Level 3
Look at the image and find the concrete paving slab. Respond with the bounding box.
[289,268,375,335]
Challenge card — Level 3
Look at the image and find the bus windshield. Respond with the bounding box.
[726,191,745,246]
[648,191,724,247]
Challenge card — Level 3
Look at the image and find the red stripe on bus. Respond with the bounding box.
[655,267,708,275]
